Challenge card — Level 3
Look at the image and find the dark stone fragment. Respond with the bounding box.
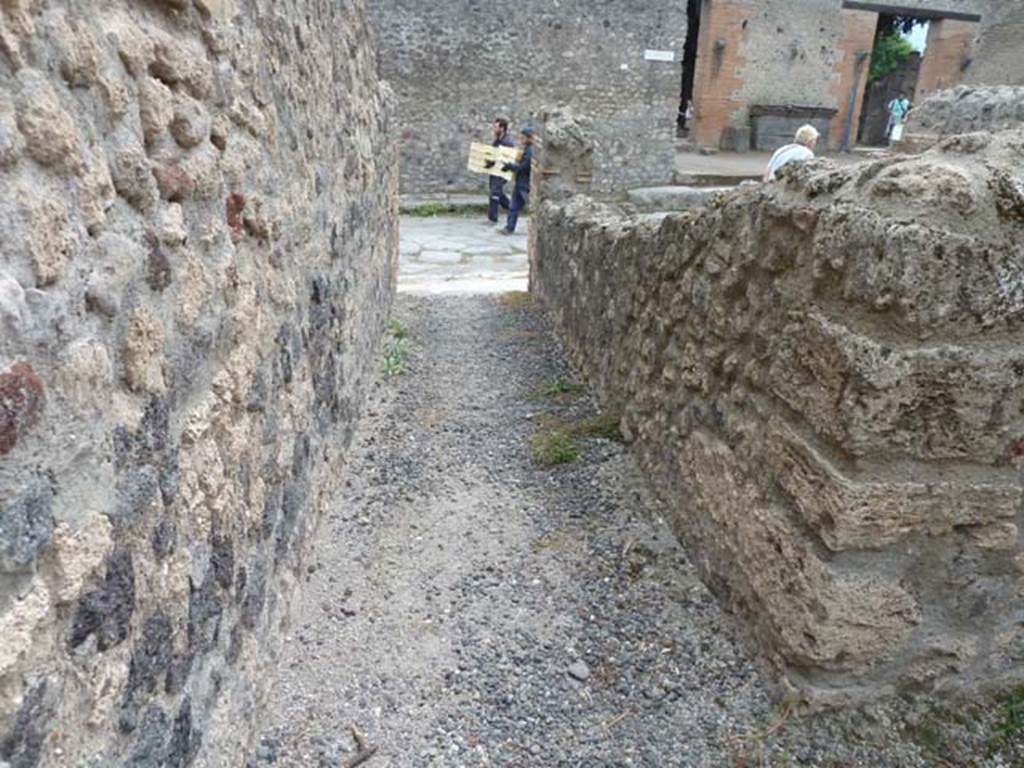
[70,547,136,651]
[112,425,135,469]
[165,652,193,696]
[120,610,174,729]
[330,222,340,258]
[145,231,173,291]
[0,361,45,456]
[0,481,54,573]
[160,450,181,507]
[114,465,162,529]
[187,572,223,654]
[0,680,51,768]
[140,397,171,457]
[276,323,294,384]
[235,566,247,600]
[125,706,169,768]
[226,622,243,665]
[261,485,282,541]
[118,706,140,735]
[246,371,267,413]
[240,562,266,630]
[291,432,310,480]
[261,409,279,449]
[167,697,200,768]
[310,275,329,305]
[210,533,234,590]
[275,481,307,560]
[152,517,176,560]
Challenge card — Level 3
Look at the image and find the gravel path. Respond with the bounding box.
[254,292,1012,767]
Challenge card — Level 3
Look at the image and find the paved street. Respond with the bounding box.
[399,216,529,295]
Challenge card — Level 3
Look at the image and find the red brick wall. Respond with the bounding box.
[916,19,977,101]
[691,0,753,148]
[829,10,877,151]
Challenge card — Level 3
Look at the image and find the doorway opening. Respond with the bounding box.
[677,0,702,137]
[857,13,927,146]
[842,2,980,149]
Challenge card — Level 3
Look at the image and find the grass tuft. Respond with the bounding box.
[405,202,451,218]
[537,378,586,400]
[496,291,534,310]
[991,686,1024,755]
[382,318,412,377]
[572,412,625,442]
[388,318,409,340]
[530,430,580,466]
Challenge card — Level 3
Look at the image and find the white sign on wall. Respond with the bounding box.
[643,49,676,62]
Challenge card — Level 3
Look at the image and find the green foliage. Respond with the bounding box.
[405,202,451,218]
[538,379,586,399]
[388,318,409,340]
[530,430,580,466]
[995,687,1024,743]
[869,32,917,85]
[382,319,412,377]
[572,413,625,442]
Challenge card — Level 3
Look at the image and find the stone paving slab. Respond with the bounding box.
[399,216,529,295]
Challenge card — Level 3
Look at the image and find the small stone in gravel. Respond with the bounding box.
[567,661,590,681]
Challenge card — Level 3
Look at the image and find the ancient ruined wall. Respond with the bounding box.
[965,1,1024,86]
[916,18,977,99]
[0,1,397,766]
[902,84,1024,149]
[532,128,1024,705]
[367,0,686,195]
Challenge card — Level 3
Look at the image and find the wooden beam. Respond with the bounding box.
[841,1,982,23]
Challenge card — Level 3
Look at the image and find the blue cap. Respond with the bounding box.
[521,127,535,136]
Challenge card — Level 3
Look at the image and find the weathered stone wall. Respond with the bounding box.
[902,85,1024,149]
[367,0,686,195]
[0,1,397,766]
[965,1,1024,87]
[532,127,1024,706]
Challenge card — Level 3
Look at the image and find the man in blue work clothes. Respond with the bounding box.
[499,127,534,235]
[485,117,514,224]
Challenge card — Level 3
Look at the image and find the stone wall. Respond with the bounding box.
[0,1,397,766]
[532,126,1024,706]
[965,1,1024,87]
[367,0,686,195]
[689,0,989,152]
[902,85,1024,149]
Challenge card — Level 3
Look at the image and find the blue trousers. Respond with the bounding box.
[505,187,528,233]
[488,178,510,222]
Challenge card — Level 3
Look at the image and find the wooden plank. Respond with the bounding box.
[467,143,524,182]
[841,1,981,23]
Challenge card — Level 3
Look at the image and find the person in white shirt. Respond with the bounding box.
[763,124,820,182]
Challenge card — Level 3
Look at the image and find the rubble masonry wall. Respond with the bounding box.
[532,128,1024,706]
[367,0,686,195]
[0,1,397,765]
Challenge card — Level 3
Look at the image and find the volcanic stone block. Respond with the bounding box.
[0,2,396,765]
[533,119,1024,706]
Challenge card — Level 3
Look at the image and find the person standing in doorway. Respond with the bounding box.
[485,117,515,224]
[886,92,911,141]
[499,127,534,235]
[763,124,819,182]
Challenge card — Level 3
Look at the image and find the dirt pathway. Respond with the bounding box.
[253,291,782,766]
[250,218,969,767]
